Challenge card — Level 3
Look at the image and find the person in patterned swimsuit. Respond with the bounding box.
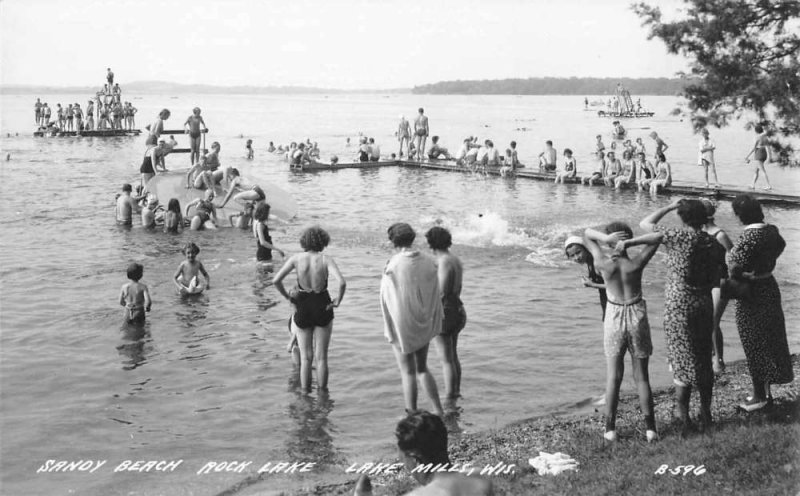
[728,194,793,411]
[640,199,725,433]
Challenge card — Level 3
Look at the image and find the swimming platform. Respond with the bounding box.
[33,129,142,137]
[293,159,800,206]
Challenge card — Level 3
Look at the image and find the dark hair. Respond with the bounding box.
[184,242,200,255]
[597,151,605,159]
[388,222,415,248]
[254,203,272,222]
[300,226,331,252]
[167,198,181,213]
[732,194,764,224]
[395,411,449,466]
[655,151,666,162]
[676,199,708,229]
[604,221,633,239]
[425,226,452,250]
[418,107,424,113]
[563,148,573,156]
[754,124,764,134]
[122,183,132,192]
[510,140,516,148]
[546,140,553,146]
[431,136,439,143]
[701,199,716,220]
[230,168,240,177]
[127,263,143,281]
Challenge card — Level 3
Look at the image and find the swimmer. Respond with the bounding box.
[229,202,255,229]
[115,184,138,226]
[161,198,183,233]
[185,189,218,230]
[141,195,161,228]
[174,242,210,293]
[253,203,285,263]
[119,263,151,325]
[246,139,254,159]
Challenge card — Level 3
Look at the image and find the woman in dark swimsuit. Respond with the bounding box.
[273,226,346,392]
[744,124,772,190]
[185,190,217,230]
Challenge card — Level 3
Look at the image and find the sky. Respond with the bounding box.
[1,0,690,89]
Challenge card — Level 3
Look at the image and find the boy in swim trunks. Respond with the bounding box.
[119,263,151,325]
[583,222,661,442]
[173,242,211,293]
[115,183,138,226]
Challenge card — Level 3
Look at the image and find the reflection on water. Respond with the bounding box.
[285,390,342,468]
[117,322,151,371]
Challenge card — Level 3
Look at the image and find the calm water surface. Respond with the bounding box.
[1,93,798,495]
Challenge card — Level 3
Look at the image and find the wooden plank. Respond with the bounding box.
[161,129,209,134]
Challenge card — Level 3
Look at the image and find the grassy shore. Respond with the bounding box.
[295,354,799,496]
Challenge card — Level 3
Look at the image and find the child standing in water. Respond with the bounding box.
[246,139,254,159]
[173,242,211,294]
[163,199,184,233]
[583,222,662,442]
[119,263,152,325]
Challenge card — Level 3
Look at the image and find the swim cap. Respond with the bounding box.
[564,235,585,254]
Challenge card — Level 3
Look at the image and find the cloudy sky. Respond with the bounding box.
[1,0,689,89]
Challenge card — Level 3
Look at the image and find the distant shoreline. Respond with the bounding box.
[1,77,685,96]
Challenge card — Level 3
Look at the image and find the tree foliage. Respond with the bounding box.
[633,0,800,163]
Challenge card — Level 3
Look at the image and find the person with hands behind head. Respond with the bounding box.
[273,226,346,393]
[583,222,661,442]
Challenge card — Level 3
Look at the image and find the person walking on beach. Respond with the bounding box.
[413,108,429,161]
[426,227,466,401]
[380,223,444,416]
[640,199,725,433]
[184,107,207,165]
[584,223,661,442]
[273,226,346,393]
[397,115,412,158]
[744,125,773,190]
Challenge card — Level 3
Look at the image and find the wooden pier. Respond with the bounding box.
[34,129,141,137]
[295,159,800,206]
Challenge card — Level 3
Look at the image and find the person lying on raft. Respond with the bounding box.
[185,189,218,230]
[215,168,267,209]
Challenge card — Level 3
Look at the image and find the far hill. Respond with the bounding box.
[0,81,410,95]
[412,77,687,95]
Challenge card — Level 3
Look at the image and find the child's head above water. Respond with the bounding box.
[167,198,181,213]
[122,183,132,193]
[183,242,200,257]
[127,263,143,281]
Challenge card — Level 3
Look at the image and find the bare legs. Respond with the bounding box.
[293,321,333,393]
[392,344,444,416]
[750,160,772,190]
[433,332,461,399]
[711,287,728,374]
[605,355,655,440]
[414,135,427,161]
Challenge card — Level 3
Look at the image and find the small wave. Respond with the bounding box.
[420,211,535,249]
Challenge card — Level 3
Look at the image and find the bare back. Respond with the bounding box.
[294,252,329,292]
[437,251,463,304]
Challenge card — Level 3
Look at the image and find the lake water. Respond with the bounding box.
[1,93,798,495]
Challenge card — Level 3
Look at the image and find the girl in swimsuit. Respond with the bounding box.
[185,190,217,230]
[273,226,346,393]
[647,152,672,194]
[744,124,773,190]
[163,198,184,234]
[252,203,284,263]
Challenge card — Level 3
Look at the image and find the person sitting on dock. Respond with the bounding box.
[646,152,672,194]
[357,137,370,162]
[582,151,605,186]
[292,142,309,169]
[184,107,207,166]
[603,151,621,187]
[145,108,171,147]
[368,137,381,161]
[267,141,276,153]
[427,136,451,160]
[614,150,636,189]
[454,137,479,166]
[555,148,577,183]
[538,140,557,172]
[635,152,655,192]
[484,140,500,166]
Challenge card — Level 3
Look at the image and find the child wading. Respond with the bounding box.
[173,242,211,294]
[584,222,662,442]
[119,263,152,325]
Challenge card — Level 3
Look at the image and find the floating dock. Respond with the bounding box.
[34,129,141,137]
[295,159,800,206]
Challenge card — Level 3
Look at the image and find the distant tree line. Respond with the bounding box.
[412,77,686,96]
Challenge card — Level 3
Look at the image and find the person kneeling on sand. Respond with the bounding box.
[353,411,492,496]
[583,222,661,442]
